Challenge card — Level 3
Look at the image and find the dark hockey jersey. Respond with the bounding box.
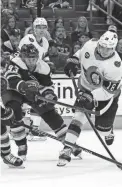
[4,55,53,91]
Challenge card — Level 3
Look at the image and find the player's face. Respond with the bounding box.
[24,57,38,72]
[34,25,47,36]
[98,45,113,58]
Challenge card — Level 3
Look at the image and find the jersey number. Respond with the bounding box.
[8,65,19,73]
[106,82,117,92]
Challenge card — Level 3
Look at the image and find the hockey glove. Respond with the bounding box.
[1,76,8,95]
[77,91,98,110]
[41,89,57,102]
[1,107,15,126]
[47,62,56,73]
[18,80,39,102]
[64,57,79,77]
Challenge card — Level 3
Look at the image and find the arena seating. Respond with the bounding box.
[15,0,122,38]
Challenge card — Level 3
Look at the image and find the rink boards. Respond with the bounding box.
[30,74,122,130]
[52,74,122,116]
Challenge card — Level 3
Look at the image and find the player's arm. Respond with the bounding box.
[4,61,22,90]
[91,60,122,101]
[64,43,86,77]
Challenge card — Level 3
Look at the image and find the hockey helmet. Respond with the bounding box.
[20,44,39,58]
[33,17,48,28]
[98,31,118,49]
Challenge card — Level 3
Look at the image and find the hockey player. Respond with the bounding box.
[19,17,49,60]
[58,31,122,166]
[0,76,23,167]
[3,43,81,159]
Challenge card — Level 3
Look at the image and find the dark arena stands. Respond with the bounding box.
[1,0,122,122]
[1,0,122,73]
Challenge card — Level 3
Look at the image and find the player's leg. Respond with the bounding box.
[57,110,88,166]
[7,100,28,160]
[40,108,68,141]
[95,94,120,145]
[0,108,23,167]
[2,90,28,160]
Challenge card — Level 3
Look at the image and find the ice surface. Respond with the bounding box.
[0,130,122,187]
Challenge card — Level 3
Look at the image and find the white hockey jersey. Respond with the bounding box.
[74,39,122,101]
[18,34,49,59]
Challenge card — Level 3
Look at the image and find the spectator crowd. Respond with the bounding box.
[1,0,122,72]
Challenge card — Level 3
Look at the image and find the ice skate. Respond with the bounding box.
[2,153,24,168]
[57,146,72,167]
[72,147,82,159]
[105,129,114,146]
[28,125,47,141]
[18,144,28,161]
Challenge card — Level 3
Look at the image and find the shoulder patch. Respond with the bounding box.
[85,52,90,59]
[114,61,121,67]
[29,37,34,42]
[91,38,99,42]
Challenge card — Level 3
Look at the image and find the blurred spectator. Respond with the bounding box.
[48,40,68,71]
[103,0,115,25]
[49,0,71,9]
[117,39,122,60]
[26,0,37,8]
[1,51,11,71]
[1,15,21,43]
[51,17,64,38]
[20,0,27,7]
[54,17,64,28]
[71,16,92,44]
[2,29,21,54]
[113,0,122,28]
[70,41,81,56]
[78,33,90,47]
[87,0,98,11]
[53,26,71,56]
[1,0,19,21]
[1,0,9,8]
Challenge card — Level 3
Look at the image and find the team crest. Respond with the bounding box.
[85,66,103,87]
[114,61,121,67]
[29,37,34,42]
[85,52,90,59]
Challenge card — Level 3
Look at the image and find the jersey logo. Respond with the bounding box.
[85,52,90,59]
[84,66,103,87]
[114,61,121,67]
[29,37,34,42]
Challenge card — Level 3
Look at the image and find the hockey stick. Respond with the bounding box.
[70,72,122,170]
[35,95,100,116]
[20,122,122,168]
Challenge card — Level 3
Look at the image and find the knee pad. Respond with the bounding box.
[95,123,112,136]
[73,111,88,128]
[7,101,23,121]
[41,109,64,130]
[1,123,7,135]
[10,121,27,142]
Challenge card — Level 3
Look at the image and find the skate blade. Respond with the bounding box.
[19,155,26,161]
[76,153,82,160]
[8,164,25,169]
[28,136,47,141]
[57,159,69,167]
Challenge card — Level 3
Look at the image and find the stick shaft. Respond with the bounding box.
[70,73,121,169]
[22,123,122,168]
[36,95,98,115]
